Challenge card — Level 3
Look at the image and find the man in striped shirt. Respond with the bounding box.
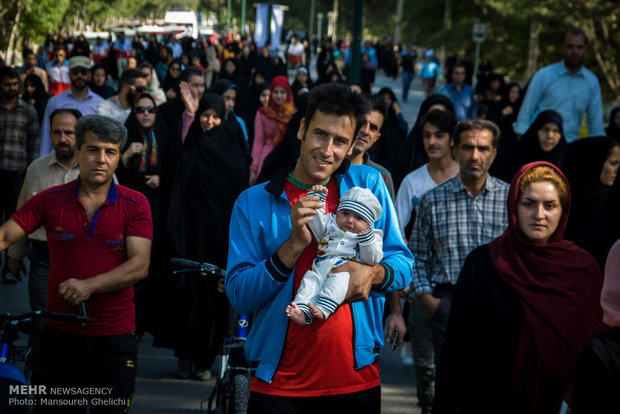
[408,119,509,364]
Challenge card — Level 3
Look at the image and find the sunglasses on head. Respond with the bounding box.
[70,68,89,75]
[135,106,156,114]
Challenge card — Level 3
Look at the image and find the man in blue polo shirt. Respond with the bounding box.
[0,115,152,412]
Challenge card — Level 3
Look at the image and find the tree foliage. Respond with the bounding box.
[3,0,619,101]
[401,0,620,101]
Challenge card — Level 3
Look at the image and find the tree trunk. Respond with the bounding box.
[6,0,23,66]
[59,3,72,33]
[588,18,620,101]
[393,0,404,45]
[331,0,338,41]
[439,0,451,70]
[526,18,540,81]
[309,0,316,40]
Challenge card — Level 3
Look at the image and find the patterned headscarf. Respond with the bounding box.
[258,75,295,145]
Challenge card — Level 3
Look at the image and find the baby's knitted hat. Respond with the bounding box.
[338,187,382,226]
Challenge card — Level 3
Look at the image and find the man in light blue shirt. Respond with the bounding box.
[435,63,476,122]
[419,55,442,97]
[167,36,183,59]
[39,56,103,156]
[514,28,604,142]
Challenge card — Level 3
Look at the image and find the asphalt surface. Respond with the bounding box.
[0,63,427,413]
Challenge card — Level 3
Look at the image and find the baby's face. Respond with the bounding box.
[336,209,370,234]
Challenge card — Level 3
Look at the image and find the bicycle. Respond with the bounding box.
[0,303,89,413]
[170,258,251,414]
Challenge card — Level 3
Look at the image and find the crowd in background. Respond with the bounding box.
[1,25,620,412]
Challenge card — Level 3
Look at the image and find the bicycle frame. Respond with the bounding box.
[170,258,251,414]
[0,303,90,412]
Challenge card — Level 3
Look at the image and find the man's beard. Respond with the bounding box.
[565,56,584,70]
[55,144,75,161]
[1,90,18,101]
[72,79,88,90]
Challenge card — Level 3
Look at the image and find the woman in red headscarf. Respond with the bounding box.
[433,161,606,414]
[249,75,295,185]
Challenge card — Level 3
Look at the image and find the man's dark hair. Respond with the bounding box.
[563,28,587,45]
[182,65,205,82]
[452,62,467,74]
[452,119,500,149]
[138,62,154,71]
[53,45,67,54]
[118,68,147,92]
[304,83,371,141]
[22,49,35,59]
[0,66,19,83]
[422,109,457,135]
[369,94,387,120]
[50,108,82,127]
[75,115,127,149]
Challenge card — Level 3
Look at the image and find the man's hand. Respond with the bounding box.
[180,81,198,116]
[7,257,26,281]
[144,174,160,189]
[58,278,94,306]
[336,262,385,302]
[276,194,323,268]
[385,291,406,346]
[385,311,406,347]
[419,292,441,319]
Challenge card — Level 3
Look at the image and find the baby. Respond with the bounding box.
[286,185,384,325]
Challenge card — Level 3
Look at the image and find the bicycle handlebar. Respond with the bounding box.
[0,303,89,323]
[170,258,226,278]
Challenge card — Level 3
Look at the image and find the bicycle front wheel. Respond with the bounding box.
[225,373,250,414]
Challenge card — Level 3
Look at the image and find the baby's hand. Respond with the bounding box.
[311,184,328,194]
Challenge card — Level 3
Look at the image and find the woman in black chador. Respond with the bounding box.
[153,94,249,381]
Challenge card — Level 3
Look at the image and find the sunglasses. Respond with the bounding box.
[128,85,146,93]
[70,68,89,75]
[135,106,156,114]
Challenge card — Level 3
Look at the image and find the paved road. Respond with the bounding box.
[1,65,427,414]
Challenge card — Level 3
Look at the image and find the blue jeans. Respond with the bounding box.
[409,296,435,411]
[402,70,414,101]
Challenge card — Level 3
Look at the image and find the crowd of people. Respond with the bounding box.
[0,24,619,414]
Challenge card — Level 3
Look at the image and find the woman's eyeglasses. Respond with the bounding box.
[135,106,156,114]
